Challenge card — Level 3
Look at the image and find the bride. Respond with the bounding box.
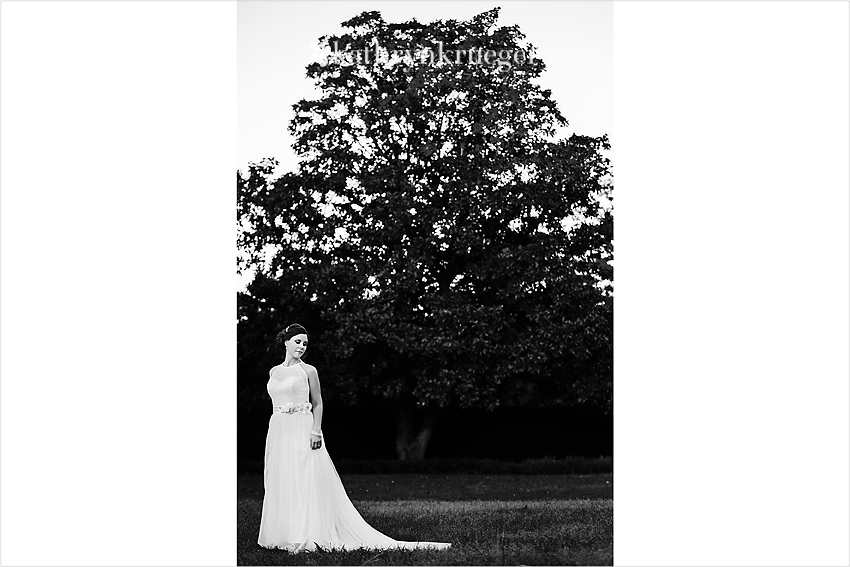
[257,323,451,552]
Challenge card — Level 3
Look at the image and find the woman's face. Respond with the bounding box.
[285,333,308,360]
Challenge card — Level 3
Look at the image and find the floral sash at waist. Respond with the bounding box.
[273,402,312,414]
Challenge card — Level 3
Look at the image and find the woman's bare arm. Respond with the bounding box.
[305,365,324,449]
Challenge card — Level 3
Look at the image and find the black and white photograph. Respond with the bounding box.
[2,2,849,566]
[237,2,613,564]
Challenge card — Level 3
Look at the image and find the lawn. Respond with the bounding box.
[238,473,613,565]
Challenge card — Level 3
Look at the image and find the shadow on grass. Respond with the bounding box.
[239,472,613,502]
[239,456,612,476]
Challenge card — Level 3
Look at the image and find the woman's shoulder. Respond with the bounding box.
[299,362,318,375]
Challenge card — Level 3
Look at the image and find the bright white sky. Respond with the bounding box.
[238,1,612,174]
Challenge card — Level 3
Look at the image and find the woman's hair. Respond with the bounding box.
[275,323,308,349]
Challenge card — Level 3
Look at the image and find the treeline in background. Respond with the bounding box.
[237,8,613,466]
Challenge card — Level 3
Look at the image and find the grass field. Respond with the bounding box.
[237,473,613,565]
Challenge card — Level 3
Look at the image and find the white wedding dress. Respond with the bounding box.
[257,362,451,552]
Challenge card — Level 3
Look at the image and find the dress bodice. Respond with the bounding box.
[268,363,310,407]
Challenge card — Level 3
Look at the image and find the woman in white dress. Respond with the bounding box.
[257,323,451,552]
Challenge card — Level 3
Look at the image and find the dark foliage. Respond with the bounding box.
[238,8,612,459]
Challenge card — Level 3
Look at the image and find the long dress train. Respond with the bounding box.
[257,362,451,552]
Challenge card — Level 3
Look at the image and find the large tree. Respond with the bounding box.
[238,8,612,459]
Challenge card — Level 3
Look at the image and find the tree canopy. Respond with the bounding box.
[238,8,612,459]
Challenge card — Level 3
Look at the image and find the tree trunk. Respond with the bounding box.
[393,405,440,460]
